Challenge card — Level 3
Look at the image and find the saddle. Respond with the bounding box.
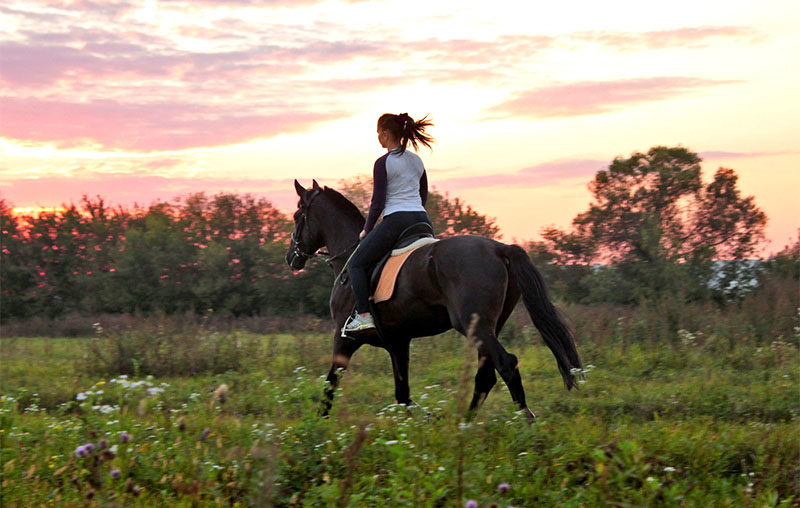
[369,222,438,304]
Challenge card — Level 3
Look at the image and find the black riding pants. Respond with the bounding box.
[349,211,432,314]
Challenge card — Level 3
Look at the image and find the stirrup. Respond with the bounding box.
[341,312,375,337]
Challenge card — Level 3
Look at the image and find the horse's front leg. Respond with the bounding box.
[388,339,412,405]
[321,335,362,417]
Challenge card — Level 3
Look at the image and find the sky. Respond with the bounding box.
[1,0,798,252]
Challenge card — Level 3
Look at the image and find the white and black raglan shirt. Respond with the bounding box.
[364,147,429,233]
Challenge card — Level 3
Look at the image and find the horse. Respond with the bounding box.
[286,180,582,420]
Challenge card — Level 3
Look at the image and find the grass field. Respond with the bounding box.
[1,314,798,507]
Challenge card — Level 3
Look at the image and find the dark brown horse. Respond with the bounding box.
[286,180,582,419]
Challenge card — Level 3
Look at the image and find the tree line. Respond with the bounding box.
[0,181,500,320]
[1,146,795,322]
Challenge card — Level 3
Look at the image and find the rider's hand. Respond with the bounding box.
[359,230,366,240]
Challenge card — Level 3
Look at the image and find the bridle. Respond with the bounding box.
[289,189,358,268]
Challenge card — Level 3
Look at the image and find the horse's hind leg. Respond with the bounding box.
[468,351,497,412]
[473,328,536,421]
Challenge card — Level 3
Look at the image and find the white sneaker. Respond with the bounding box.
[342,313,375,334]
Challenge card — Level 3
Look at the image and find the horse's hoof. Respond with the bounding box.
[519,407,536,422]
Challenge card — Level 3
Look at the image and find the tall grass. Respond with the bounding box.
[0,311,329,338]
[85,323,264,377]
[1,308,797,506]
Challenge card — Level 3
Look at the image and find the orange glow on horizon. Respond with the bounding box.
[10,206,70,217]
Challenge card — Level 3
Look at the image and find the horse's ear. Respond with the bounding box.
[312,179,321,191]
[294,179,306,197]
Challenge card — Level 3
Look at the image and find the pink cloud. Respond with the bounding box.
[0,42,308,88]
[579,26,763,50]
[700,150,794,159]
[0,96,337,151]
[436,159,606,190]
[489,77,737,118]
[159,0,362,5]
[405,35,555,64]
[0,174,301,212]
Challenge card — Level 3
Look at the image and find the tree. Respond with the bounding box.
[113,204,197,313]
[175,192,292,315]
[544,146,767,302]
[425,191,500,239]
[337,175,500,239]
[0,199,35,318]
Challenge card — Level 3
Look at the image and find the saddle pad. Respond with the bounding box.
[391,236,439,255]
[373,238,439,304]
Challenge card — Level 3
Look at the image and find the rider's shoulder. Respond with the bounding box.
[374,151,391,166]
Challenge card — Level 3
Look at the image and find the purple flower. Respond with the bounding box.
[74,445,87,458]
[498,482,510,493]
[119,431,131,443]
[110,469,121,480]
[199,428,211,441]
[83,442,95,452]
[465,501,478,508]
[99,439,108,449]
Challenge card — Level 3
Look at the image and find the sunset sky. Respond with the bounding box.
[1,0,798,252]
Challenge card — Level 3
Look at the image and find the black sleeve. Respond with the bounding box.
[419,170,428,207]
[364,156,388,233]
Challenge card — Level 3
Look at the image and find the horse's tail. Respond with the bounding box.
[503,244,583,390]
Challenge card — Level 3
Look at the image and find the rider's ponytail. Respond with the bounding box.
[378,113,434,153]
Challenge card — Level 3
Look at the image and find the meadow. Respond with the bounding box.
[1,304,798,507]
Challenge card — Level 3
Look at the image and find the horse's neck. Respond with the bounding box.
[318,204,361,275]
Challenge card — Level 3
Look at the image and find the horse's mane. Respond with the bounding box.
[321,186,365,225]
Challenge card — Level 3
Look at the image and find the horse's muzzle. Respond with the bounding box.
[286,249,306,271]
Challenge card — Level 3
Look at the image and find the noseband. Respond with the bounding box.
[290,230,318,263]
[290,188,322,262]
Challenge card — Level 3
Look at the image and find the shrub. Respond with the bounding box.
[85,322,262,377]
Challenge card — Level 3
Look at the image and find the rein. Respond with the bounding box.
[290,232,358,268]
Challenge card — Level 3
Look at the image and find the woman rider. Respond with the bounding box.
[343,113,435,333]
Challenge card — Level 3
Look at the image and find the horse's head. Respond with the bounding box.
[286,179,326,271]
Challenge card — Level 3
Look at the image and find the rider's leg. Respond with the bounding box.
[349,211,433,316]
[349,220,400,315]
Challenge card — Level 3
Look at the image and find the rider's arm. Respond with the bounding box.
[364,156,388,234]
[419,170,428,207]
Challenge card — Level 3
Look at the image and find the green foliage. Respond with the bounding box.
[3,179,505,322]
[543,146,768,303]
[0,192,347,319]
[425,191,500,239]
[763,235,800,281]
[0,199,34,319]
[85,322,263,377]
[337,175,500,239]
